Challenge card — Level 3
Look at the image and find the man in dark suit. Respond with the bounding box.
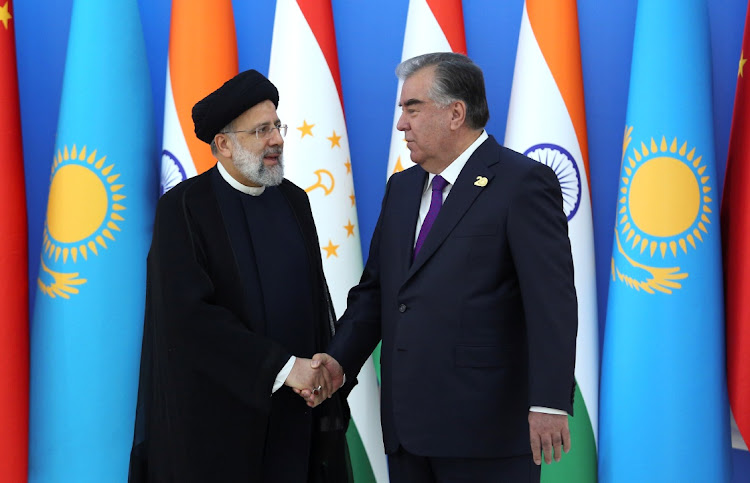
[309,53,578,482]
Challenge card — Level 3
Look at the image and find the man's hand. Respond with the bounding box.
[313,353,344,391]
[297,353,345,402]
[284,357,332,407]
[528,412,571,465]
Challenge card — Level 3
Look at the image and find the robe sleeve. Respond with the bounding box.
[150,184,292,409]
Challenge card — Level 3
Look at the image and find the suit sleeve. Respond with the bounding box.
[506,162,578,415]
[327,179,394,377]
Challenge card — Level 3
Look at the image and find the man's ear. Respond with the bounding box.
[214,133,233,158]
[449,100,467,130]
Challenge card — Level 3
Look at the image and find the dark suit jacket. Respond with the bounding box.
[329,135,577,458]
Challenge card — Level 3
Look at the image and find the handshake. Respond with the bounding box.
[284,353,344,407]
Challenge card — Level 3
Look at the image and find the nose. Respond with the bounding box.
[268,127,284,146]
[396,111,408,132]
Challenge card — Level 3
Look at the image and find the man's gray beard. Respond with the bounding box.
[232,141,284,187]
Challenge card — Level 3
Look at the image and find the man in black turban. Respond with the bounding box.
[129,69,353,482]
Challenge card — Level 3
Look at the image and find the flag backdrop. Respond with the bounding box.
[0,0,28,480]
[159,0,237,194]
[385,0,466,178]
[504,1,598,481]
[599,1,730,481]
[268,1,388,481]
[28,0,156,480]
[722,1,750,453]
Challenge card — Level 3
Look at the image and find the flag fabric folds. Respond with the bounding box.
[0,0,29,480]
[160,0,237,194]
[386,0,466,178]
[268,1,388,481]
[504,1,598,481]
[29,0,156,480]
[722,0,750,453]
[599,1,730,481]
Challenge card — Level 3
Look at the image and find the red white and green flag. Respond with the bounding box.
[386,0,466,178]
[504,1,598,480]
[269,1,388,481]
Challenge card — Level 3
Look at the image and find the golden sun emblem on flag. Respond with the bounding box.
[37,144,126,299]
[612,127,714,294]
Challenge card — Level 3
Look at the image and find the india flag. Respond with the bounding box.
[160,0,237,194]
[268,1,388,482]
[504,1,598,481]
[386,0,466,178]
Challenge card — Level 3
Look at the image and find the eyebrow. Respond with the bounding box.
[248,120,281,130]
[399,98,425,108]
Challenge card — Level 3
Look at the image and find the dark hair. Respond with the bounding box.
[396,52,490,129]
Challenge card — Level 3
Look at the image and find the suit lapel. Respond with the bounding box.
[407,137,499,280]
[394,168,427,277]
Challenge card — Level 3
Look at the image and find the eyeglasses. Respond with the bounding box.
[223,124,288,140]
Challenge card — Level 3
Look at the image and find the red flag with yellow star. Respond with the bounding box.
[0,0,29,479]
[722,2,750,451]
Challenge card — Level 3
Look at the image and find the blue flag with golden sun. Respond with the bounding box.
[29,0,156,481]
[599,1,731,482]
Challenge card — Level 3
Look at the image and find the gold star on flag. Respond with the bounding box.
[344,158,351,174]
[327,130,342,148]
[322,240,340,258]
[393,156,404,174]
[1,2,12,30]
[344,220,355,237]
[297,120,315,138]
[740,50,747,78]
[349,192,356,207]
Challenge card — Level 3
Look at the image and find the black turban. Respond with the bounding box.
[192,69,280,144]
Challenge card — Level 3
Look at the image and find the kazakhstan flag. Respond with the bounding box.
[599,0,730,481]
[29,0,156,481]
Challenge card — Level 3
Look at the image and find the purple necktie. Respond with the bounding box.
[413,175,449,259]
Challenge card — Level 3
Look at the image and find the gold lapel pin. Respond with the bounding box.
[474,176,488,187]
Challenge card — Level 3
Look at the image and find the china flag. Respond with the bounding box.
[721,2,750,451]
[0,0,29,480]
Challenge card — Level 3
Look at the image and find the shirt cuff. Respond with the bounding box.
[529,406,568,416]
[273,356,296,393]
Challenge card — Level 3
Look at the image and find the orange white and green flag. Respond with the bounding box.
[160,0,237,194]
[504,1,598,481]
[268,1,388,482]
[386,0,466,178]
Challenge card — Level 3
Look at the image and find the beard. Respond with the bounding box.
[231,140,284,187]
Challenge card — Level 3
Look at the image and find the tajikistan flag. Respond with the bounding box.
[268,1,388,482]
[504,1,598,481]
[160,0,237,194]
[386,0,466,178]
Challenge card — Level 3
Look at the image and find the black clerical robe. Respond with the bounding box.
[129,167,351,482]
